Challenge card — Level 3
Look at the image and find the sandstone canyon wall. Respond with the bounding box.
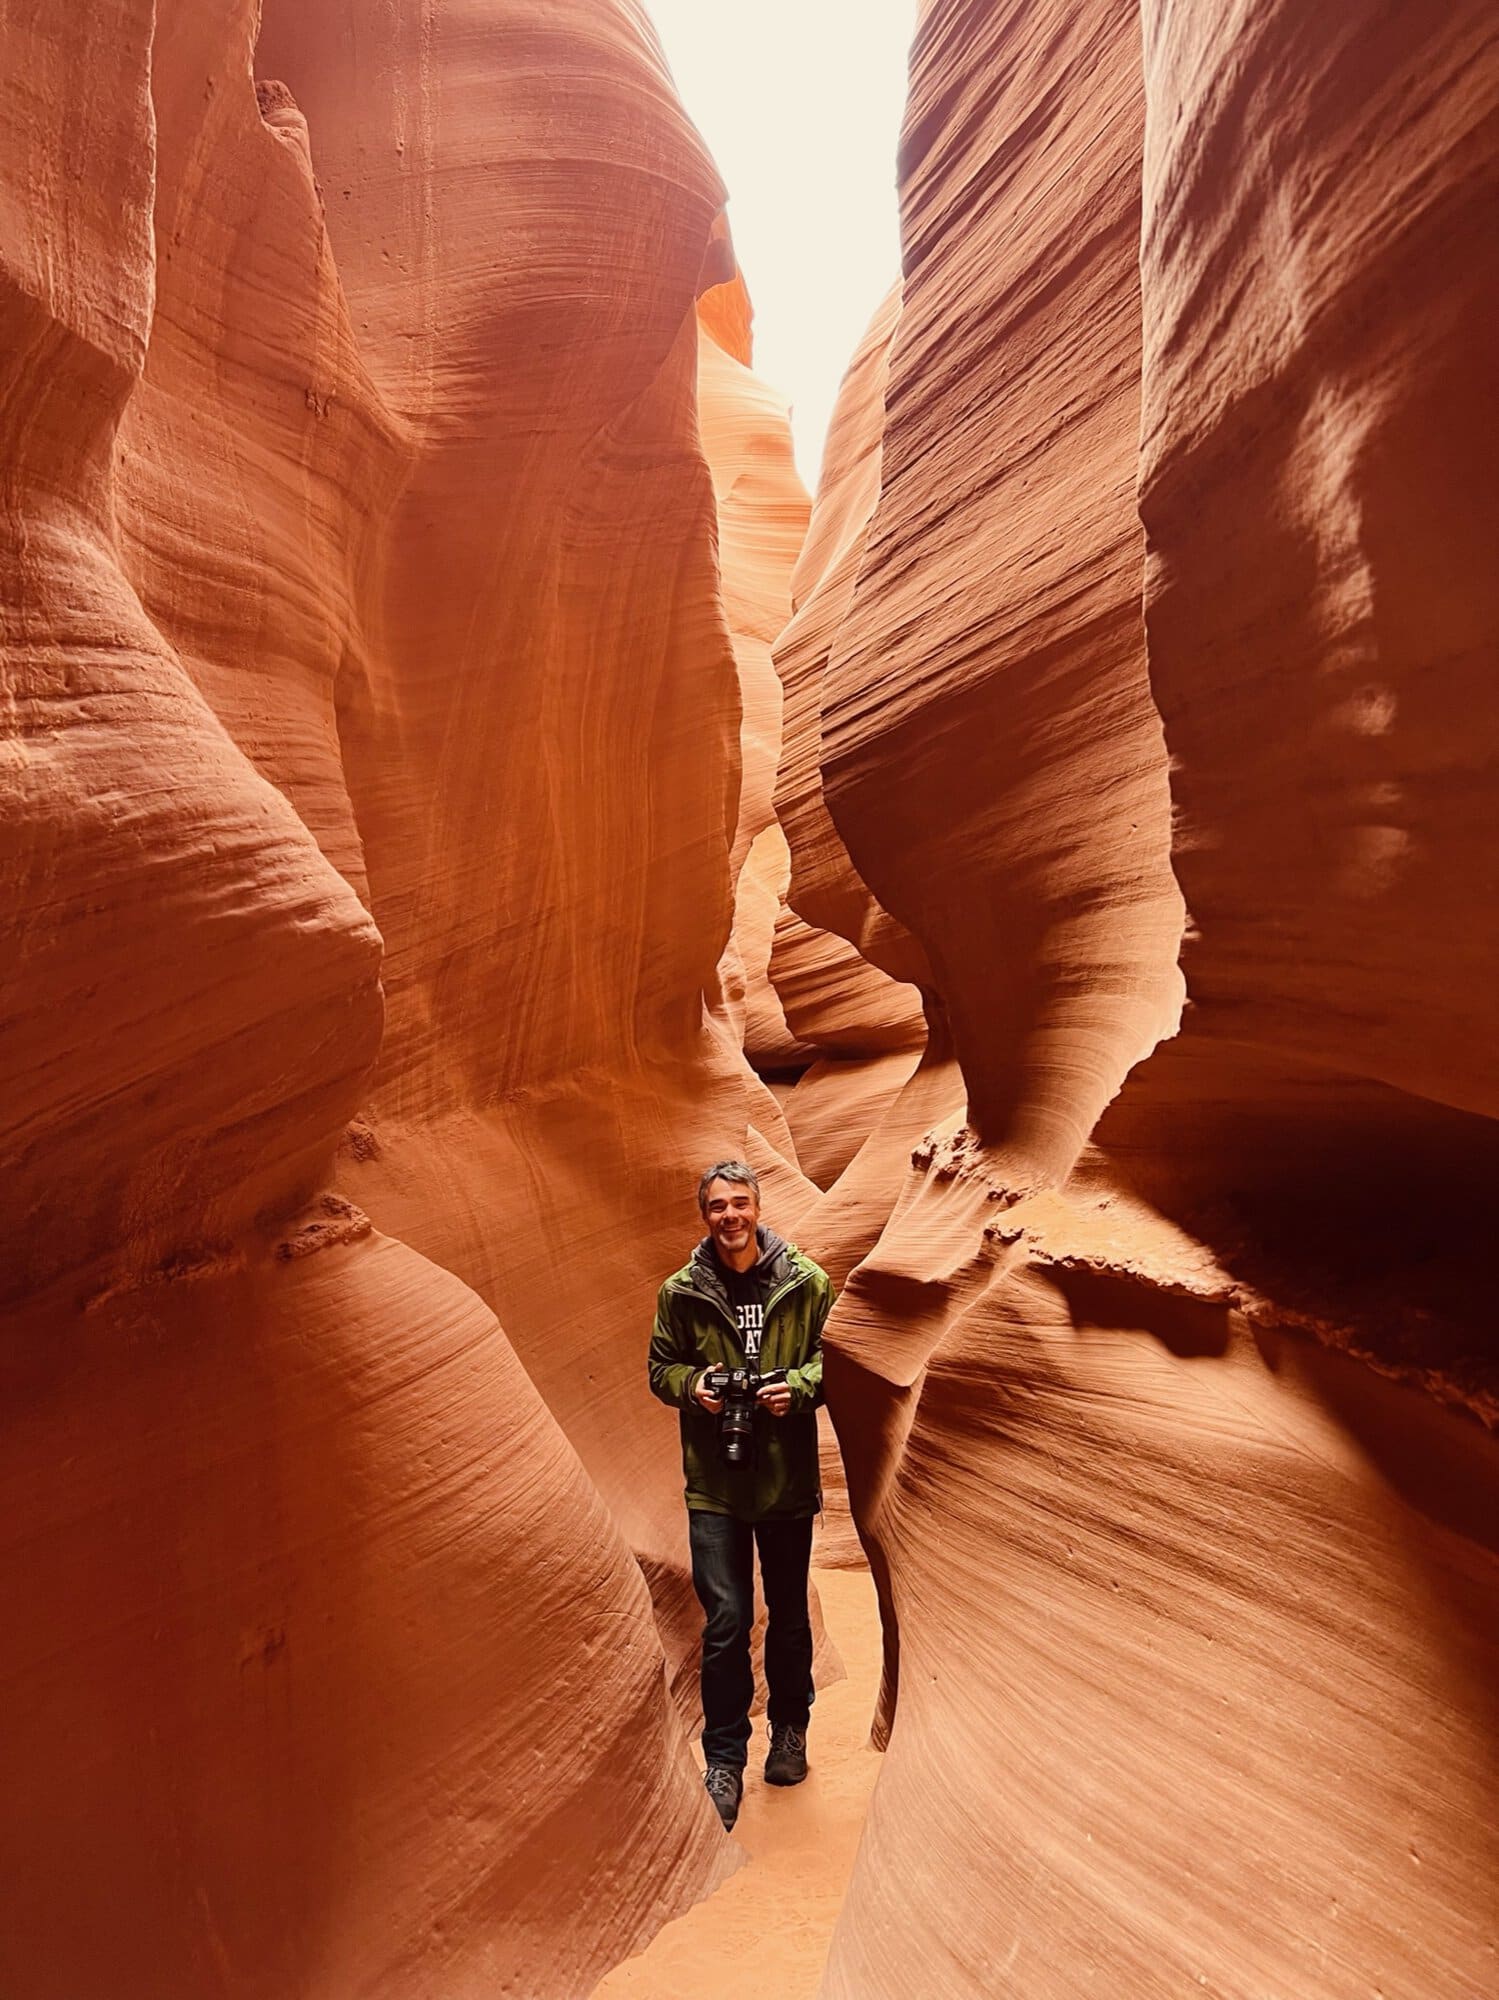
[244,0,822,1712]
[697,272,815,1107]
[5,0,1498,1994]
[768,283,933,1202]
[1,2,788,1991]
[803,3,1499,1997]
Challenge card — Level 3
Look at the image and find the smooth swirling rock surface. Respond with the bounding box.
[804,3,1499,1997]
[1099,0,1499,1416]
[767,285,933,1195]
[2,3,756,1993]
[7,0,1498,1993]
[697,273,816,1089]
[819,0,1185,1191]
[247,0,793,1716]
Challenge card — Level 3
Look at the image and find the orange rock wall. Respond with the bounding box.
[820,0,1184,1191]
[767,286,935,1195]
[8,0,1498,1992]
[774,284,922,994]
[1098,0,1499,1411]
[1137,0,1499,1124]
[247,0,784,1710]
[697,275,816,1084]
[799,3,1499,1996]
[1,2,766,1992]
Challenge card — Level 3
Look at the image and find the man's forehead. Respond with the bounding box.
[705,1181,755,1203]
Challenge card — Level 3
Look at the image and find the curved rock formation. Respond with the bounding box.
[774,283,921,992]
[819,3,1185,1191]
[247,0,780,1717]
[1103,0,1499,1415]
[697,273,816,1092]
[768,286,935,1195]
[3,2,758,1991]
[803,3,1499,1997]
[7,0,1497,1992]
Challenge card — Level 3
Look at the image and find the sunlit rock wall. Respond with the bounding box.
[8,0,1496,1990]
[768,286,936,1200]
[808,3,1499,1996]
[697,272,816,1097]
[1,2,762,1992]
[246,0,812,1721]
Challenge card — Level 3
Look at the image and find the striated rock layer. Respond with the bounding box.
[8,0,1497,1990]
[697,272,816,1089]
[1,2,776,1992]
[802,2,1499,1997]
[769,284,934,1197]
[246,0,795,1717]
[1102,0,1499,1416]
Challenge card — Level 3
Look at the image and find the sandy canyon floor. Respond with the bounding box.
[592,1567,883,1998]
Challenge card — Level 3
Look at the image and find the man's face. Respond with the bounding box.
[702,1177,760,1261]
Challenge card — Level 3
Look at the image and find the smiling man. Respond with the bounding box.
[648,1160,835,1830]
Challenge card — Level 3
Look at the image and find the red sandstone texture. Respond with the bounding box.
[770,285,932,1194]
[697,273,816,1094]
[6,0,1498,1994]
[1,2,766,1991]
[243,2,797,1725]
[800,3,1499,1997]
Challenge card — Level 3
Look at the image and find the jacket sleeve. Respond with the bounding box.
[648,1283,702,1409]
[785,1267,833,1414]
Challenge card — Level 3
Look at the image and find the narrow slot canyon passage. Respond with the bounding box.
[3,4,1498,2000]
[592,1568,885,1998]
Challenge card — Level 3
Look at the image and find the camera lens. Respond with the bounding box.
[719,1381,755,1466]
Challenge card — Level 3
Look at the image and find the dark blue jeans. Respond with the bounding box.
[688,1510,815,1770]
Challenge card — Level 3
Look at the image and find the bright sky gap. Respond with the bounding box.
[646,0,917,489]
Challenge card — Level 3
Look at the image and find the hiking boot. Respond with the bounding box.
[764,1724,808,1787]
[703,1763,743,1830]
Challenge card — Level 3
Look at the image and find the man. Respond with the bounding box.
[648,1160,835,1831]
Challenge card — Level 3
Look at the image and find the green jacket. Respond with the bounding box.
[648,1229,833,1521]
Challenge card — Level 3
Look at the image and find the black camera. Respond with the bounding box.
[702,1366,788,1466]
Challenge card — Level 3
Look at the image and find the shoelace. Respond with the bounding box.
[770,1728,806,1753]
[705,1767,740,1796]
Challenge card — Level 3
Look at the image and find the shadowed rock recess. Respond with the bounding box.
[2,3,1494,1998]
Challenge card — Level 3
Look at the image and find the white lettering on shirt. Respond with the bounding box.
[736,1299,764,1364]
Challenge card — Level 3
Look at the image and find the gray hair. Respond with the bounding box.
[697,1159,761,1215]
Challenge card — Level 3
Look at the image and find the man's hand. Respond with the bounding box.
[757,1379,792,1418]
[693,1372,725,1415]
